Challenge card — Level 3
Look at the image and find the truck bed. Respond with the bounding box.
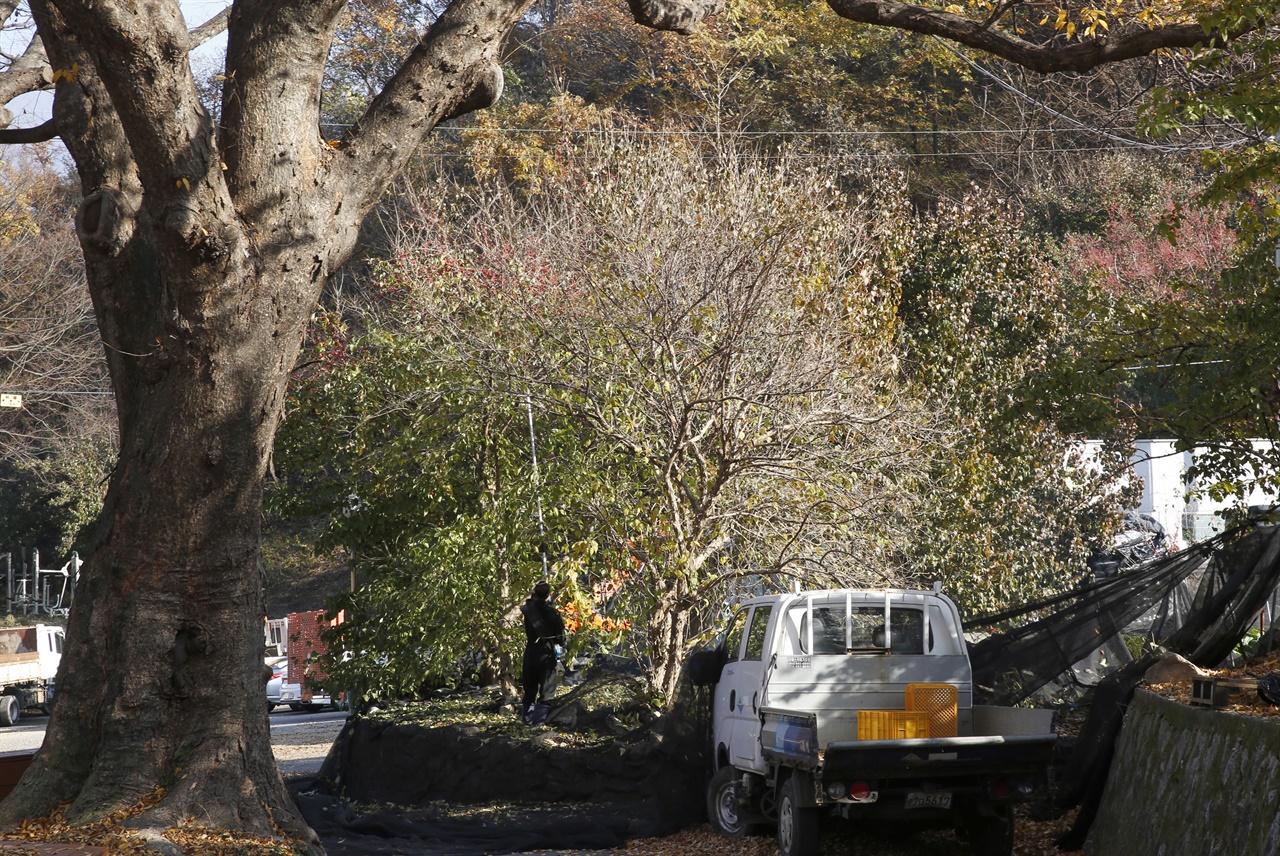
[0,652,44,685]
[822,734,1056,781]
[760,706,1055,780]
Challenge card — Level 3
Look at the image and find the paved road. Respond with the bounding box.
[0,707,348,776]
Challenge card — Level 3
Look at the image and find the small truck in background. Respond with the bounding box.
[699,586,1055,856]
[0,624,63,726]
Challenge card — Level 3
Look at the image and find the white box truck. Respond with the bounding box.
[0,624,63,725]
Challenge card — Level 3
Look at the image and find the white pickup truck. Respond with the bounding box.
[0,624,63,726]
[699,586,1055,856]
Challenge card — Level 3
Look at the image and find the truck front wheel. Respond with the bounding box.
[707,766,755,838]
[777,775,819,856]
[967,805,1015,856]
[0,694,20,727]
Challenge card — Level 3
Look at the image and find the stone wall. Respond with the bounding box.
[1088,689,1280,855]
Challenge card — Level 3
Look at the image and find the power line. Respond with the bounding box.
[418,125,1186,137]
[406,145,1189,160]
[930,36,1253,154]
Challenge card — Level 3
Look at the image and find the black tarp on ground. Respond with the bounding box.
[292,777,642,856]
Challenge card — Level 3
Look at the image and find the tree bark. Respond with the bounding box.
[0,0,535,845]
[647,576,696,703]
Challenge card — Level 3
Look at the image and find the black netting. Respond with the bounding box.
[964,530,1246,706]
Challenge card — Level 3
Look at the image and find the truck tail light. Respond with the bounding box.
[826,782,847,800]
[991,778,1011,798]
[848,781,873,801]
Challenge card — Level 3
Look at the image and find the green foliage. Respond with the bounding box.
[273,330,609,700]
[1234,626,1262,660]
[896,192,1134,613]
[0,437,112,559]
[1123,632,1148,660]
[1040,235,1280,503]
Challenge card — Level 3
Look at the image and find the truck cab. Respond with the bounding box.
[712,588,973,772]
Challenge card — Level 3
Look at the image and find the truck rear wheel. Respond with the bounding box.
[967,806,1015,856]
[707,766,755,838]
[0,694,20,727]
[777,775,819,856]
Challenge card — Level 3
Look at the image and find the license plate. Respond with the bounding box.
[905,791,952,810]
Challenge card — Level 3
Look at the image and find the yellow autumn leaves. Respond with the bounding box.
[935,0,1194,39]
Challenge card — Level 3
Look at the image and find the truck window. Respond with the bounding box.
[743,605,773,661]
[810,607,846,654]
[792,604,928,654]
[887,608,925,654]
[722,609,747,663]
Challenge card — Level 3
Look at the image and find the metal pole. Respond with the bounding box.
[525,395,549,578]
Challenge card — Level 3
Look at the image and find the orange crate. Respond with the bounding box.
[905,683,958,738]
[857,709,930,740]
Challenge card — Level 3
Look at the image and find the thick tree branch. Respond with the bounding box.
[332,0,533,217]
[825,0,1232,73]
[221,0,346,232]
[2,7,231,133]
[626,0,724,34]
[0,34,52,114]
[47,0,214,189]
[0,117,56,142]
[188,5,231,45]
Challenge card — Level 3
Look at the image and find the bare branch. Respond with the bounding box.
[188,5,230,45]
[0,33,51,114]
[1,7,231,134]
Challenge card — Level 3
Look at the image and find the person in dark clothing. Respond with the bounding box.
[520,581,566,723]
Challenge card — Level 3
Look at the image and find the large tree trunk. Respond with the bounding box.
[0,197,326,839]
[11,392,305,834]
[0,0,715,844]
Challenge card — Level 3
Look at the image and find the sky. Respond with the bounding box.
[3,1,232,129]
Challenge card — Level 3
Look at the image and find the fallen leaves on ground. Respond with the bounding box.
[525,805,1081,856]
[2,791,304,856]
[1146,649,1280,718]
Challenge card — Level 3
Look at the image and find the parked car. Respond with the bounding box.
[265,654,341,712]
[265,656,288,712]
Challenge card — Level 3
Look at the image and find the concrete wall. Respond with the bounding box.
[1087,689,1280,856]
